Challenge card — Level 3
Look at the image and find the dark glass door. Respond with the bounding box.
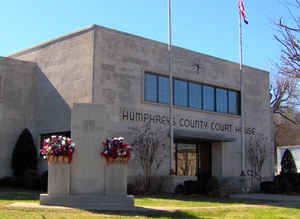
[196,142,212,179]
[174,141,212,178]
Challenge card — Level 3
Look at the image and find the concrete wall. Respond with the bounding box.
[0,57,37,177]
[243,67,274,178]
[92,25,274,181]
[8,26,95,136]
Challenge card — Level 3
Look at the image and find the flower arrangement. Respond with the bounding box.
[101,137,131,164]
[40,136,76,164]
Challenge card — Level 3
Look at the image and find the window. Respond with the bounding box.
[203,85,215,111]
[144,72,240,115]
[216,88,228,113]
[144,73,157,102]
[228,90,240,115]
[189,83,202,109]
[144,73,169,104]
[174,79,188,107]
[158,76,169,104]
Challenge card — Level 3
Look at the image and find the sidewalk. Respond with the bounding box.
[231,193,300,203]
[7,202,271,212]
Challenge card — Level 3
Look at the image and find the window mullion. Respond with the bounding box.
[187,82,190,107]
[157,75,159,103]
[214,87,216,112]
[226,90,229,113]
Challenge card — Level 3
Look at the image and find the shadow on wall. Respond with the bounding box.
[35,67,71,172]
[35,67,71,135]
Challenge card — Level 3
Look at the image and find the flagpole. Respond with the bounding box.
[168,0,174,174]
[239,9,246,176]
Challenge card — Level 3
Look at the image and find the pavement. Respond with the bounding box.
[231,193,300,203]
[7,202,271,212]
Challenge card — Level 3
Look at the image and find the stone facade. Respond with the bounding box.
[0,57,37,176]
[2,25,274,191]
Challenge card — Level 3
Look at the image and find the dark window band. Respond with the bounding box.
[144,72,240,115]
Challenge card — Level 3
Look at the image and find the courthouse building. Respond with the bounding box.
[0,25,274,190]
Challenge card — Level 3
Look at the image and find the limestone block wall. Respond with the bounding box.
[7,26,95,136]
[0,57,37,177]
[92,25,273,180]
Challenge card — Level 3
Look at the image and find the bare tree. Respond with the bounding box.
[271,0,300,166]
[270,77,298,121]
[274,0,300,79]
[271,77,298,160]
[129,121,168,191]
[271,0,300,117]
[247,135,269,189]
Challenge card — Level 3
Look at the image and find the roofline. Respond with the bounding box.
[93,25,269,74]
[0,56,37,66]
[6,24,269,74]
[7,25,97,58]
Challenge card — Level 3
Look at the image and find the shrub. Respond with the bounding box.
[147,176,168,194]
[11,129,38,176]
[278,177,293,194]
[10,176,25,188]
[260,181,275,193]
[281,149,297,175]
[175,184,184,194]
[40,170,48,192]
[127,176,145,195]
[205,176,220,197]
[127,175,167,195]
[23,169,40,190]
[286,174,299,186]
[273,175,282,193]
[0,176,12,187]
[184,180,202,195]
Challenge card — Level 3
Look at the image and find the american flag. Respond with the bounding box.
[238,0,248,24]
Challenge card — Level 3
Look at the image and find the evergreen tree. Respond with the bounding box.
[280,149,297,175]
[11,129,38,176]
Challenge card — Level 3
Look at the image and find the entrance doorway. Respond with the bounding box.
[174,141,212,179]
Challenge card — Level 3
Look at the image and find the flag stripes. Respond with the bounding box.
[239,0,248,24]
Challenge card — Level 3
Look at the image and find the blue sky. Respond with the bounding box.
[1,0,295,76]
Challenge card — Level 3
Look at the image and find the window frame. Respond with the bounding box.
[173,79,188,107]
[144,72,170,104]
[188,82,203,109]
[216,87,228,113]
[144,72,241,115]
[203,84,216,112]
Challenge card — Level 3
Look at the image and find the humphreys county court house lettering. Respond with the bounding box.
[120,108,256,135]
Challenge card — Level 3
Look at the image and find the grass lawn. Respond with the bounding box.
[0,189,300,219]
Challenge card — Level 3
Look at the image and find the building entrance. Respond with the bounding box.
[174,141,212,179]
